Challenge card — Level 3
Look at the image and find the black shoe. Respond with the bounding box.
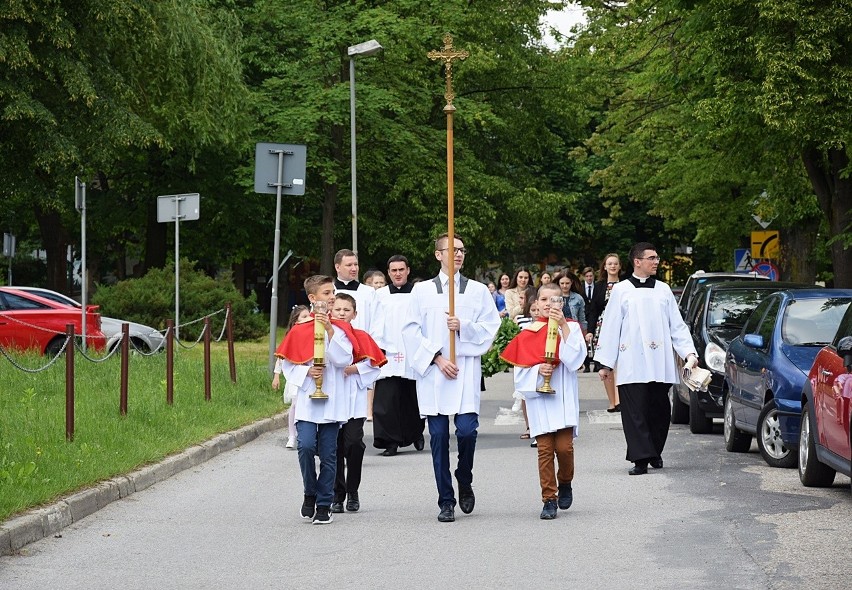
[458,487,475,514]
[650,457,664,469]
[382,446,398,457]
[530,441,537,448]
[628,464,648,476]
[557,483,573,510]
[346,492,360,512]
[540,499,558,520]
[438,504,455,522]
[312,505,333,525]
[300,495,316,519]
[330,502,344,513]
[614,404,621,412]
[414,435,425,451]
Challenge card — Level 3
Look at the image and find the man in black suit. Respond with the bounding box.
[581,266,596,372]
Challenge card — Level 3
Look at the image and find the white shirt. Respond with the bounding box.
[373,285,415,379]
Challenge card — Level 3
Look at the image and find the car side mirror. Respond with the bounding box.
[838,336,852,371]
[743,334,764,349]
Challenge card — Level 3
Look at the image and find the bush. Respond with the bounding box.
[91,259,266,341]
[482,317,521,378]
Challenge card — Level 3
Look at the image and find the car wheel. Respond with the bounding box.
[129,337,151,353]
[689,389,714,434]
[670,386,689,424]
[44,337,66,358]
[724,395,752,452]
[798,405,836,487]
[757,399,797,468]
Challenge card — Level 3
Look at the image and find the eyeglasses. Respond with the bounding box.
[439,247,467,255]
[641,256,661,262]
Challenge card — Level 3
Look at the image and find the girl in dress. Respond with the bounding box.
[587,254,623,412]
[272,305,311,448]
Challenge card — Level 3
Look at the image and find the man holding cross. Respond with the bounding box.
[402,234,500,522]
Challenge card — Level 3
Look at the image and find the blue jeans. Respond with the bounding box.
[427,413,479,507]
[296,421,339,507]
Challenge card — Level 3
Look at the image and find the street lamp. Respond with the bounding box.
[348,39,383,255]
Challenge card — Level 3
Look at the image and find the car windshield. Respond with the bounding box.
[707,289,771,330]
[781,297,852,346]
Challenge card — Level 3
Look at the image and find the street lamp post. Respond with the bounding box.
[348,39,382,255]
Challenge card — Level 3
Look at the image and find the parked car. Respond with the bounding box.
[9,286,165,353]
[724,289,852,467]
[0,287,105,355]
[671,281,809,433]
[798,301,852,488]
[678,271,769,316]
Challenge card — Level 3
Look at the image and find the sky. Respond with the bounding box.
[541,2,588,49]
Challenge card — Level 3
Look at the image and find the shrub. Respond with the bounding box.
[482,317,521,378]
[91,259,266,341]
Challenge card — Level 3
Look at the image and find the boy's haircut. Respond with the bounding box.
[630,242,656,263]
[434,232,463,251]
[387,254,409,268]
[538,282,562,298]
[582,266,595,276]
[304,274,333,295]
[334,248,357,265]
[287,305,309,330]
[334,292,357,311]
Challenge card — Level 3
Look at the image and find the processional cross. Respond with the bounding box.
[428,33,468,363]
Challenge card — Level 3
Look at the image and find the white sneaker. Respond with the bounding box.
[286,437,295,449]
[511,399,522,412]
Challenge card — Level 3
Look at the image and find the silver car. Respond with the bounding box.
[10,287,165,353]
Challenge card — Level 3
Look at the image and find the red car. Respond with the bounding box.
[799,306,852,489]
[0,287,105,355]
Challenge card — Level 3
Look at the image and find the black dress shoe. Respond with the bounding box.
[330,501,344,513]
[458,487,475,514]
[628,464,648,476]
[437,504,455,522]
[346,491,360,512]
[414,435,425,451]
[650,457,664,469]
[382,446,398,457]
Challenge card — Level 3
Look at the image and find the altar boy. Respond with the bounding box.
[500,282,586,520]
[275,275,353,525]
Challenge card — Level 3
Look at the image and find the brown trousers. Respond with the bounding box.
[535,427,575,503]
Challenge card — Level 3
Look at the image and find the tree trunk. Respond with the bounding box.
[34,206,69,292]
[320,122,345,276]
[802,146,852,288]
[144,198,167,272]
[780,218,818,284]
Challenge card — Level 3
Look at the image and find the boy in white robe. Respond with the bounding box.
[402,233,500,523]
[501,283,587,519]
[277,275,353,524]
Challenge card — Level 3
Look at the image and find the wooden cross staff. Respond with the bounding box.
[428,33,468,363]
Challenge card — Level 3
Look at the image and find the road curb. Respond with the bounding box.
[0,411,289,557]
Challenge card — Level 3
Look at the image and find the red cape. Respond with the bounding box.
[274,316,386,368]
[500,318,567,368]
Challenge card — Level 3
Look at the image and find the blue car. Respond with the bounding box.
[724,289,852,468]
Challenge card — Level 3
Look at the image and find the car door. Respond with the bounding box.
[738,297,781,428]
[820,310,852,454]
[728,297,771,416]
[0,290,53,350]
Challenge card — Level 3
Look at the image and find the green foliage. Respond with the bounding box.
[91,259,266,340]
[482,318,521,378]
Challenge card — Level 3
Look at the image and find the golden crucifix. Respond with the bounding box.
[428,33,468,363]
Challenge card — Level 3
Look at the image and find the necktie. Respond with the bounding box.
[587,285,592,299]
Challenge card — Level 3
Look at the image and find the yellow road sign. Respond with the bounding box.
[751,231,780,259]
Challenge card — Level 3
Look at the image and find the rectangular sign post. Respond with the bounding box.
[254,143,307,372]
[3,233,15,285]
[157,193,200,340]
[75,177,87,349]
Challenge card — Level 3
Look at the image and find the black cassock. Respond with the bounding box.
[372,376,425,450]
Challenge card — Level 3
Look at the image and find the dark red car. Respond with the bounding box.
[0,287,105,355]
[798,304,852,490]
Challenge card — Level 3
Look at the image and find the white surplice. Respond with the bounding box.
[514,322,587,438]
[593,279,695,386]
[372,286,415,380]
[334,281,376,333]
[344,358,382,419]
[402,272,500,416]
[282,328,353,424]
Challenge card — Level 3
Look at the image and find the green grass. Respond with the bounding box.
[0,337,285,521]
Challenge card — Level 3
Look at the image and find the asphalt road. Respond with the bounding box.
[1,371,850,590]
